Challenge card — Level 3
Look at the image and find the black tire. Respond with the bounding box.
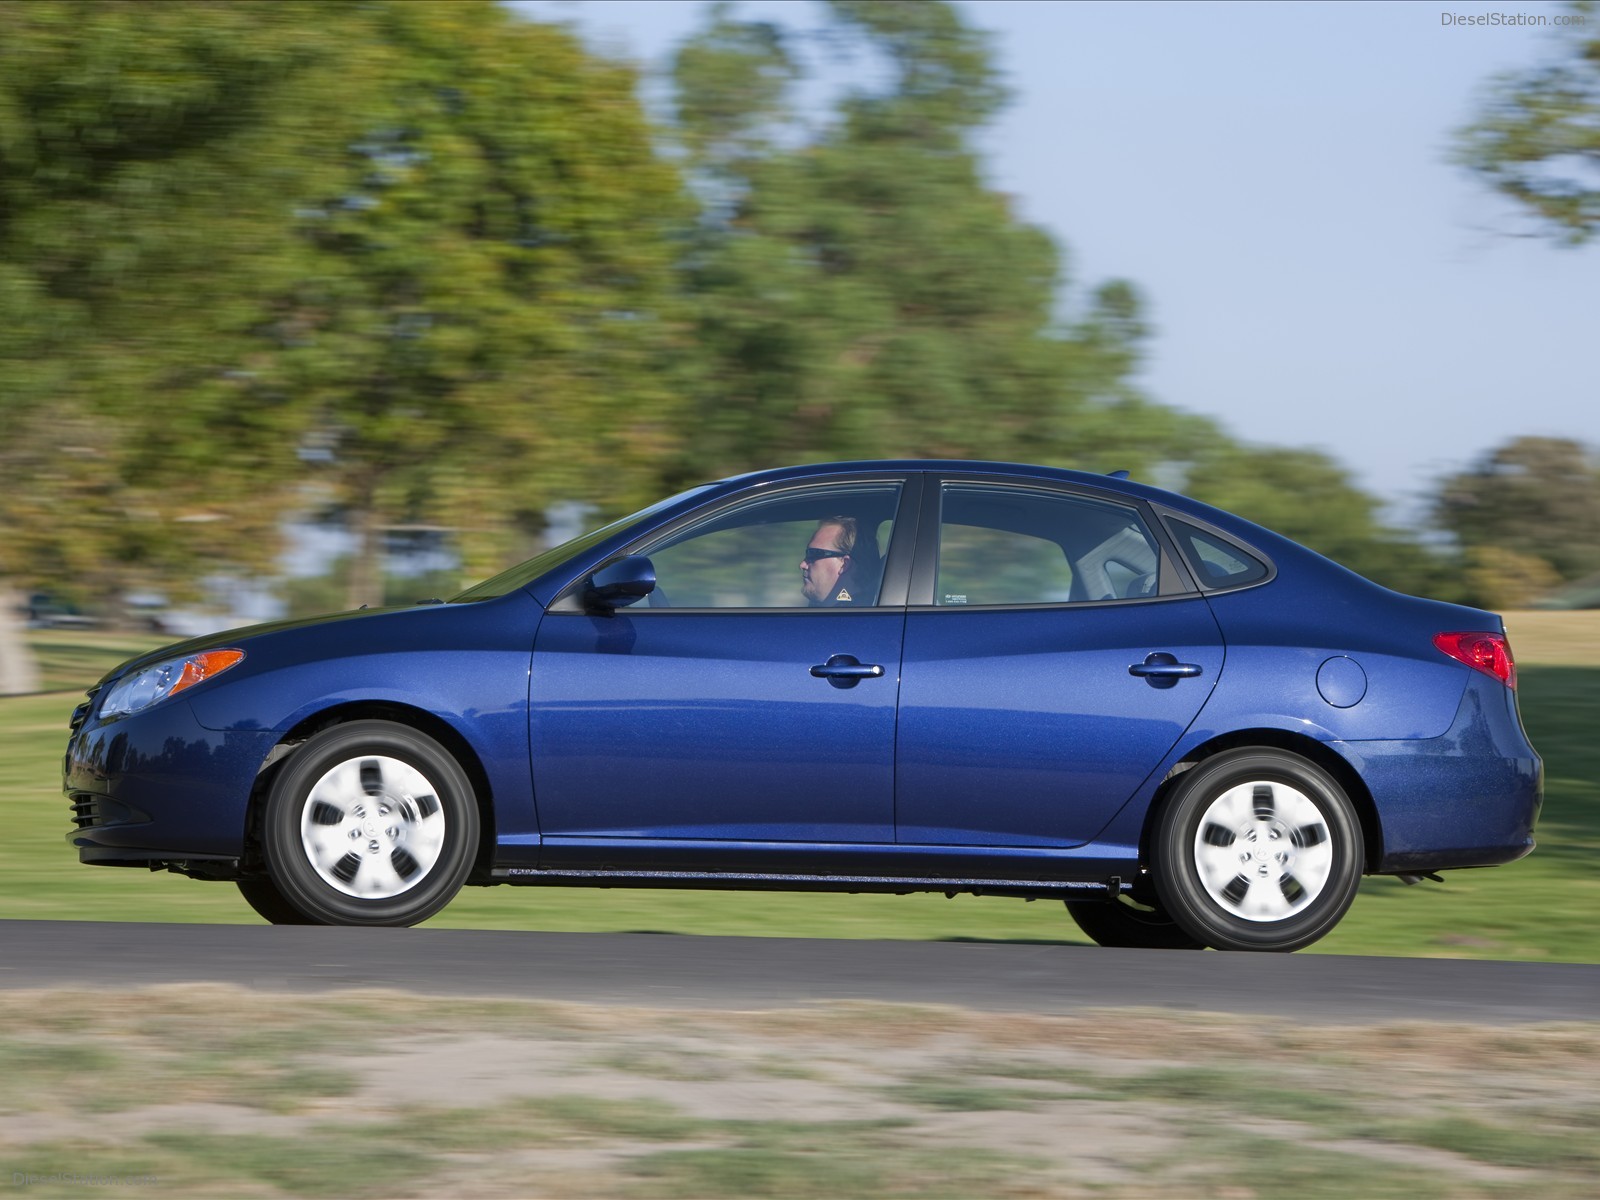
[260,720,480,927]
[1065,895,1206,950]
[236,876,323,925]
[1151,749,1364,953]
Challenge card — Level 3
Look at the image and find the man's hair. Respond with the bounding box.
[818,516,857,555]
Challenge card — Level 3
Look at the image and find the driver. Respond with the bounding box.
[800,516,878,607]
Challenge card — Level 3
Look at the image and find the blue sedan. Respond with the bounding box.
[64,461,1541,951]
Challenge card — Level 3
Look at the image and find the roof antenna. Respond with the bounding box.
[1107,469,1130,480]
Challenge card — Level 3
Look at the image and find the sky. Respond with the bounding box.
[513,0,1595,518]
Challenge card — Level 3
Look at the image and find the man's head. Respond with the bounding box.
[800,516,857,605]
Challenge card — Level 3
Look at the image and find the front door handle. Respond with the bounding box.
[810,654,885,689]
[1128,652,1203,689]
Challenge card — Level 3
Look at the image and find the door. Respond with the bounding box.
[530,478,915,849]
[895,480,1224,847]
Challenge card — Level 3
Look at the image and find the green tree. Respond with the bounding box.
[1456,0,1600,244]
[1462,545,1564,610]
[0,0,690,686]
[1433,436,1600,586]
[251,2,690,605]
[1,0,358,689]
[1182,445,1462,598]
[665,0,1211,482]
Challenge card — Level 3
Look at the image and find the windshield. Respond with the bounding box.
[450,486,716,603]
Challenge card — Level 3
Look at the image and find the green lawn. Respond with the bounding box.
[4,625,1595,959]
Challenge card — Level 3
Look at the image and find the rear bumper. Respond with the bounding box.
[1338,674,1541,873]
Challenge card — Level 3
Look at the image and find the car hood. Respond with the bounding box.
[98,603,475,685]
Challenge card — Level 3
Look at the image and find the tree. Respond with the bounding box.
[1456,0,1600,245]
[665,0,1212,482]
[0,0,360,690]
[1462,545,1564,610]
[0,0,690,687]
[1182,445,1462,599]
[1433,436,1600,585]
[249,3,691,605]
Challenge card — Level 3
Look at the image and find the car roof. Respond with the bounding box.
[713,459,1137,491]
[706,459,1199,514]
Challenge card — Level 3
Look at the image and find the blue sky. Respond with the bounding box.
[513,0,1595,518]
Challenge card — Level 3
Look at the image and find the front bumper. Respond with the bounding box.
[64,695,276,866]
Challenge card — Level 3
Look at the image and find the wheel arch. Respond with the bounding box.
[1143,729,1382,872]
[243,701,497,880]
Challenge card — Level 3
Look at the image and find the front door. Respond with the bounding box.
[530,478,912,853]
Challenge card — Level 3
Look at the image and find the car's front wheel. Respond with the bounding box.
[236,875,322,925]
[259,720,480,926]
[1152,749,1364,952]
[1065,894,1206,950]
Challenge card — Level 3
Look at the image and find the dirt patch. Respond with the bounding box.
[0,987,1596,1198]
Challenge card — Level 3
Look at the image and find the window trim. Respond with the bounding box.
[1153,505,1278,595]
[906,475,1200,610]
[547,472,923,614]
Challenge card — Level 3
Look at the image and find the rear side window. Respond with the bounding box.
[935,485,1163,605]
[1166,519,1271,589]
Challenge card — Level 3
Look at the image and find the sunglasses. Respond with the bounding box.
[803,547,850,563]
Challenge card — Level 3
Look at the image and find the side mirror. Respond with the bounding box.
[585,555,656,612]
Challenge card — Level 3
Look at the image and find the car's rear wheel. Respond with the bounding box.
[259,720,479,927]
[1152,749,1363,952]
[1065,894,1206,950]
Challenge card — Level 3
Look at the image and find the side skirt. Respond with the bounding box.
[484,867,1127,901]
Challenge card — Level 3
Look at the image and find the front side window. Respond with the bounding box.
[453,485,715,602]
[935,484,1162,606]
[633,482,903,609]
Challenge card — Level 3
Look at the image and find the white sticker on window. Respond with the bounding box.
[943,594,968,605]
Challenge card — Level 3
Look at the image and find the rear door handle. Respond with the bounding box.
[810,654,885,689]
[1129,652,1203,689]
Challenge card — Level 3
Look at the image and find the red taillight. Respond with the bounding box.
[1433,631,1516,689]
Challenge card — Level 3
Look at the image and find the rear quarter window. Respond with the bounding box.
[1165,518,1271,590]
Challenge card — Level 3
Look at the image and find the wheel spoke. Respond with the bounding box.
[308,800,345,826]
[1280,872,1306,905]
[1292,822,1327,848]
[1252,784,1275,820]
[391,847,422,882]
[330,852,361,885]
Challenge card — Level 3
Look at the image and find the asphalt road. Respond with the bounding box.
[0,920,1594,1024]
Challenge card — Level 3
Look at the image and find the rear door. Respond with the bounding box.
[895,477,1224,847]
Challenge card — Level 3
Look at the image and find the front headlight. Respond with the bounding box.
[99,649,246,718]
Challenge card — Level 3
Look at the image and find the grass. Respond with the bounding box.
[624,1126,1037,1200]
[4,617,1597,960]
[1399,1114,1600,1173]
